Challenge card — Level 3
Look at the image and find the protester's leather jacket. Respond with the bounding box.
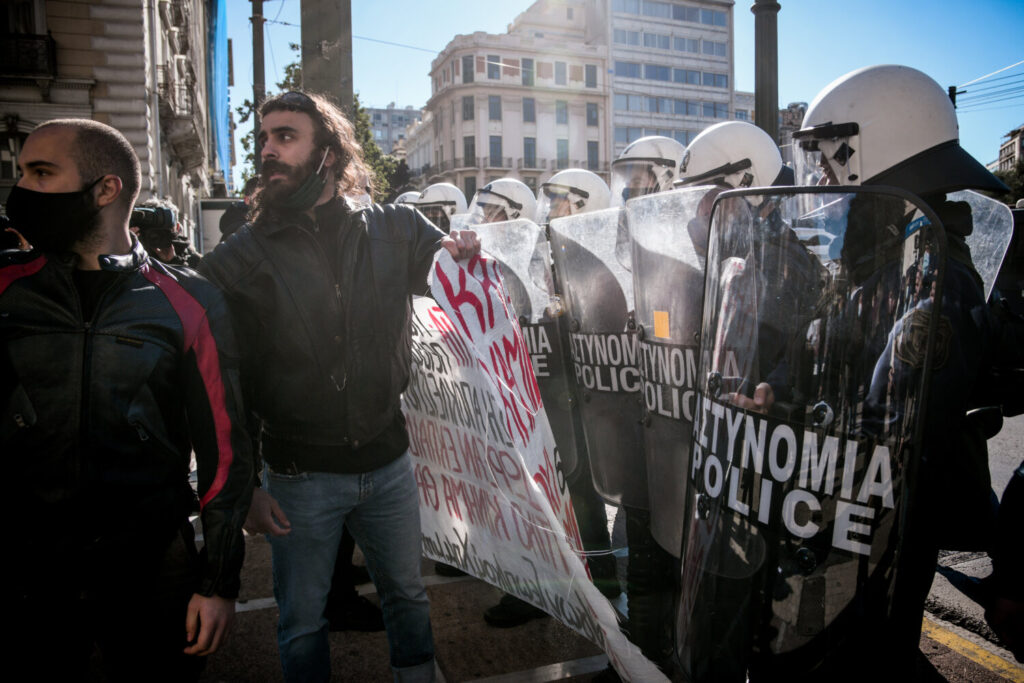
[0,239,253,598]
[199,197,444,462]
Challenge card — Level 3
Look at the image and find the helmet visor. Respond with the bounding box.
[418,202,453,230]
[610,159,667,205]
[793,122,858,187]
[468,200,509,224]
[537,183,586,223]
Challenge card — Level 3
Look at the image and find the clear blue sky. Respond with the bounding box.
[227,0,1023,190]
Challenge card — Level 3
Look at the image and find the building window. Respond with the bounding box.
[523,175,537,192]
[556,100,568,125]
[702,9,728,26]
[644,64,671,81]
[489,135,502,166]
[587,141,599,171]
[464,135,476,164]
[735,109,749,121]
[487,54,500,80]
[523,97,536,123]
[674,68,700,85]
[614,127,644,145]
[521,58,534,86]
[489,95,502,121]
[703,102,729,119]
[674,36,699,53]
[703,40,727,57]
[586,102,599,127]
[673,5,699,22]
[555,61,567,85]
[462,55,474,83]
[613,29,640,45]
[701,72,728,88]
[643,33,669,50]
[614,94,628,110]
[556,139,569,169]
[615,61,642,79]
[585,64,597,88]
[465,175,477,199]
[450,103,455,124]
[612,0,639,14]
[462,95,474,121]
[673,130,690,146]
[641,1,671,19]
[523,137,536,168]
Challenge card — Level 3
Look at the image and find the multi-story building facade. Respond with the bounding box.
[422,0,610,199]
[608,0,735,155]
[778,101,807,166]
[366,103,421,155]
[0,0,231,248]
[404,112,436,183]
[998,123,1023,173]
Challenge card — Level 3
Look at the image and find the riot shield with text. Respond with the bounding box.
[475,218,584,481]
[626,186,738,555]
[675,187,949,681]
[549,207,647,508]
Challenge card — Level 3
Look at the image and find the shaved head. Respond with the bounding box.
[34,119,141,211]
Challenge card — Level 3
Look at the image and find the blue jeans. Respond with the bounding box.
[265,452,435,683]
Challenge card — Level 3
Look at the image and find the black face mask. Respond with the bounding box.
[4,178,102,253]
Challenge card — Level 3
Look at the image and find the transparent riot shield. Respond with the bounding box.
[549,207,647,508]
[626,186,739,556]
[952,190,1013,300]
[475,218,584,481]
[675,186,950,681]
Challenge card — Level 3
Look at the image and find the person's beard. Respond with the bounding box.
[258,151,320,208]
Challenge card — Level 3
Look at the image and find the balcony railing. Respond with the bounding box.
[517,157,547,171]
[0,33,57,79]
[483,156,514,170]
[156,65,194,118]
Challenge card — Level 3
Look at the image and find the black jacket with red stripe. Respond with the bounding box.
[0,239,253,599]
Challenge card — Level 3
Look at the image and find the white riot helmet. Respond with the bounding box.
[415,182,467,232]
[536,168,611,224]
[610,135,687,205]
[793,65,1008,196]
[675,121,787,190]
[467,178,538,224]
[394,190,421,205]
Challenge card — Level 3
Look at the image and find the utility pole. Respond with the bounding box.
[752,0,780,143]
[301,0,353,112]
[252,0,266,173]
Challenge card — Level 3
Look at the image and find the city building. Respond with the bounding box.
[608,0,735,155]
[404,112,436,185]
[366,102,421,155]
[733,89,754,123]
[998,123,1023,173]
[778,101,807,166]
[0,0,231,249]
[422,0,611,198]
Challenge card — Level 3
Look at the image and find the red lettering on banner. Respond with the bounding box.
[457,429,487,480]
[441,474,463,520]
[415,463,439,510]
[434,257,496,337]
[429,305,473,368]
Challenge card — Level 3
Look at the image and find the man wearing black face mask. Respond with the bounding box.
[1,119,253,680]
[200,91,480,683]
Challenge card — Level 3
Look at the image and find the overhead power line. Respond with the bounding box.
[958,58,1024,88]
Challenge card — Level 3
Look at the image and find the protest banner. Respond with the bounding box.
[402,250,665,682]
